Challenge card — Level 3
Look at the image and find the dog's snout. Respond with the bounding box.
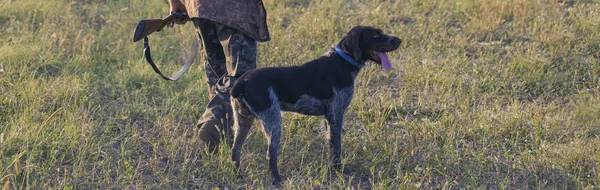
[390,37,402,45]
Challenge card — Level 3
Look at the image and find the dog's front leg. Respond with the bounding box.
[325,113,343,169]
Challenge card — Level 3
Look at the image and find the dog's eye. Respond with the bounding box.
[373,33,381,38]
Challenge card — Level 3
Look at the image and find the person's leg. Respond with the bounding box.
[215,23,258,93]
[194,19,226,98]
[194,19,229,151]
[194,19,258,152]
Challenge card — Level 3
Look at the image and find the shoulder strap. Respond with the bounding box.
[142,35,199,81]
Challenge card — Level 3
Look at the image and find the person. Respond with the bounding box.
[168,0,270,151]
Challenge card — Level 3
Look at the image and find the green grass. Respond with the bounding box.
[1,0,599,189]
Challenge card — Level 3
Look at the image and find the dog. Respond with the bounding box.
[229,26,402,185]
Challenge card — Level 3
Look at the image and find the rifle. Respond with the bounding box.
[133,12,189,42]
[133,12,198,81]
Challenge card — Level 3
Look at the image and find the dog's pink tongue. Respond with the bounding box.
[378,52,392,70]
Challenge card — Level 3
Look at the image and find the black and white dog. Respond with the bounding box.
[229,26,402,185]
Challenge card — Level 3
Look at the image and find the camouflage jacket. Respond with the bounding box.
[185,0,270,42]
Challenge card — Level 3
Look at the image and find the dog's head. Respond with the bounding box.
[338,26,402,70]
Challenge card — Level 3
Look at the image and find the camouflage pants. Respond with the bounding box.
[193,19,257,147]
[194,19,257,97]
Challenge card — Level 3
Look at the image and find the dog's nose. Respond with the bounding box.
[392,38,402,45]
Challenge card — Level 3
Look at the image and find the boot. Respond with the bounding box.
[197,92,234,152]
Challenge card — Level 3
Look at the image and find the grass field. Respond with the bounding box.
[1,0,600,189]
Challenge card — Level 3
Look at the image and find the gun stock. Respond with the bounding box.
[132,12,188,42]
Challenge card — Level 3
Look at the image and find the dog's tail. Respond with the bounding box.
[230,80,246,98]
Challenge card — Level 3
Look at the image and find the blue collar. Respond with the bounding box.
[334,46,360,68]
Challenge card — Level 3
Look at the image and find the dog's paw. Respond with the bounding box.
[272,176,283,186]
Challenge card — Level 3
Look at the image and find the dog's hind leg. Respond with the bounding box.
[231,98,255,170]
[260,113,283,185]
[257,88,284,185]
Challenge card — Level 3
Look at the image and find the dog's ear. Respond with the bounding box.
[339,26,365,61]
